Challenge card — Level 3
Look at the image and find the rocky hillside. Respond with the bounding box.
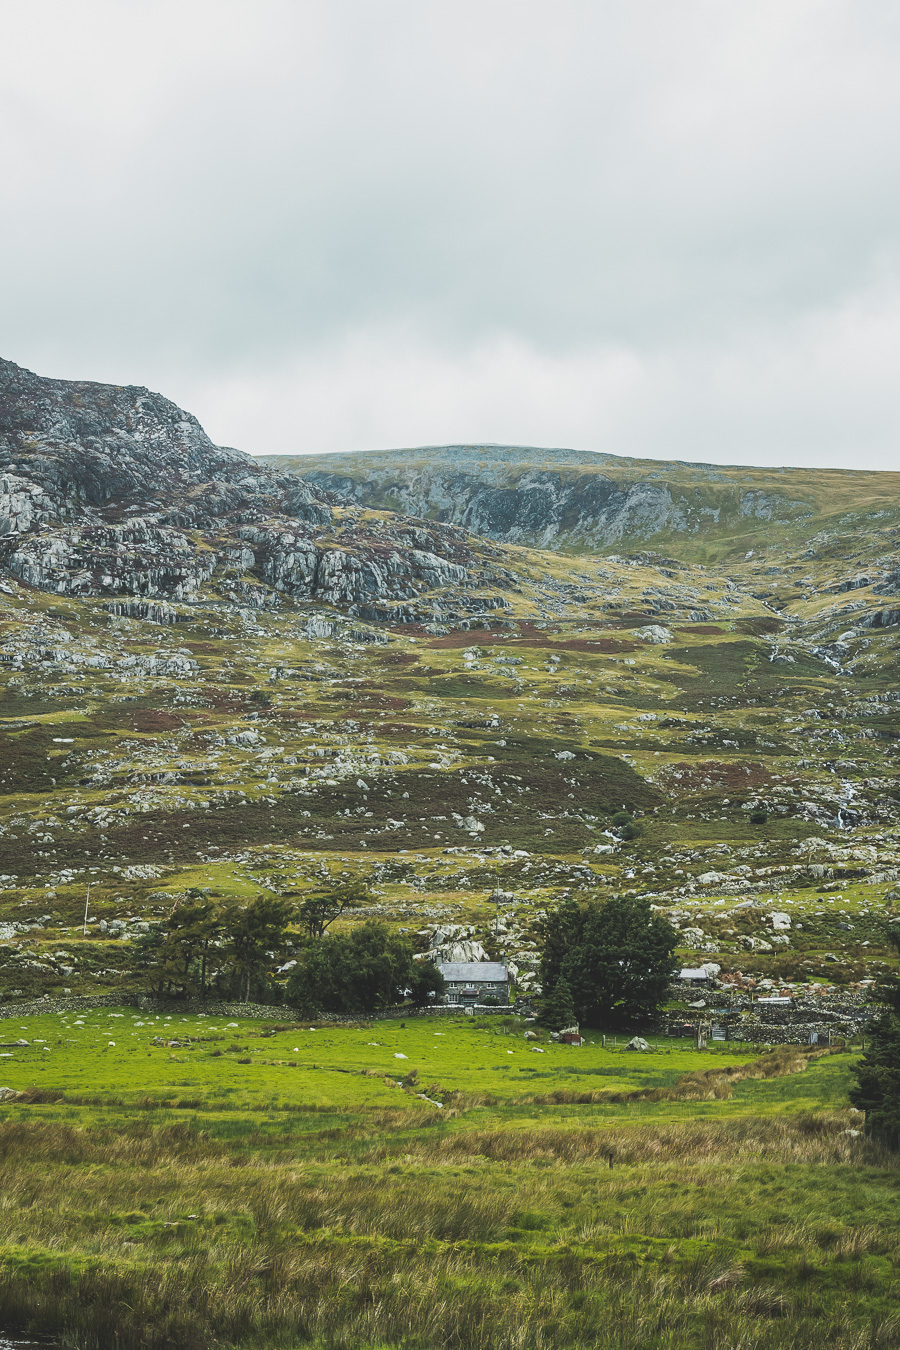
[1,358,900,1013]
[267,443,900,560]
[0,359,512,621]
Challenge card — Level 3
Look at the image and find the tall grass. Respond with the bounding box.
[0,1100,898,1350]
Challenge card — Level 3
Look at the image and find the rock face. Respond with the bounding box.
[264,444,818,549]
[302,456,693,548]
[0,358,489,616]
[0,357,322,523]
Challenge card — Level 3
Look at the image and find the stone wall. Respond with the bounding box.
[0,993,299,1022]
[728,1021,854,1045]
[135,997,295,1020]
[0,993,497,1023]
[0,993,129,1019]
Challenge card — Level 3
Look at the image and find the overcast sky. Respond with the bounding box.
[3,1,900,469]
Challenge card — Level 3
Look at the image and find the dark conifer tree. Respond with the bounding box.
[850,927,900,1149]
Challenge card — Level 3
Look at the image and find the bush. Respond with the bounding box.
[750,810,768,824]
[610,810,632,827]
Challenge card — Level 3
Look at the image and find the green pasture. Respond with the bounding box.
[0,1008,763,1113]
[1,1012,899,1348]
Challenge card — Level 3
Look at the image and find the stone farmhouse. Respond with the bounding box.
[437,961,510,1006]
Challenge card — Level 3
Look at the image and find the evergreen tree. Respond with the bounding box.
[132,922,168,996]
[161,889,224,1000]
[225,895,295,1003]
[537,894,677,1030]
[534,898,583,1003]
[408,959,446,1009]
[297,879,370,940]
[540,976,577,1031]
[850,926,900,1149]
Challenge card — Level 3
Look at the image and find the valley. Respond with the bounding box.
[1,357,900,1349]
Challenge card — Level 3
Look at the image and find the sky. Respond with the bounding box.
[2,0,900,470]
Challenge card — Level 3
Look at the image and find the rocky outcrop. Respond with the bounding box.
[0,354,329,545]
[304,461,693,547]
[238,522,469,606]
[872,570,900,596]
[859,608,900,629]
[7,521,218,599]
[0,358,490,618]
[276,445,815,548]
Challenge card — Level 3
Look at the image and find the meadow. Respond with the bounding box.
[1,1009,897,1350]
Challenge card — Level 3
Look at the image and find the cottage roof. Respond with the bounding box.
[438,961,508,982]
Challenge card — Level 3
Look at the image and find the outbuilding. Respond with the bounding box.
[679,967,711,985]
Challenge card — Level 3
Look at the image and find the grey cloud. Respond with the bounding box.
[2,1,900,467]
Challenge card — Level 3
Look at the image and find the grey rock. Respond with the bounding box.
[0,358,488,620]
[269,444,811,548]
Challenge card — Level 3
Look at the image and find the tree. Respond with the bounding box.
[131,891,225,999]
[297,880,370,940]
[161,889,225,1000]
[132,922,168,996]
[850,926,900,1149]
[225,895,295,1003]
[540,976,577,1031]
[536,897,582,1000]
[287,921,437,1016]
[408,959,446,1009]
[537,894,678,1030]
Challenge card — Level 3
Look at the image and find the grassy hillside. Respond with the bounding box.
[5,369,900,1350]
[1,554,899,1006]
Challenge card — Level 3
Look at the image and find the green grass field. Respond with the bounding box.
[1,1010,898,1350]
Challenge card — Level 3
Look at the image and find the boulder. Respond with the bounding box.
[625,1036,651,1051]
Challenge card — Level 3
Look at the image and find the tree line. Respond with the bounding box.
[136,883,680,1029]
[134,881,445,1013]
[136,880,900,1149]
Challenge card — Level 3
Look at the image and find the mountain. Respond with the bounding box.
[266,443,900,645]
[1,358,899,1010]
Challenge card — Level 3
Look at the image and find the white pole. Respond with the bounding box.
[83,883,91,936]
